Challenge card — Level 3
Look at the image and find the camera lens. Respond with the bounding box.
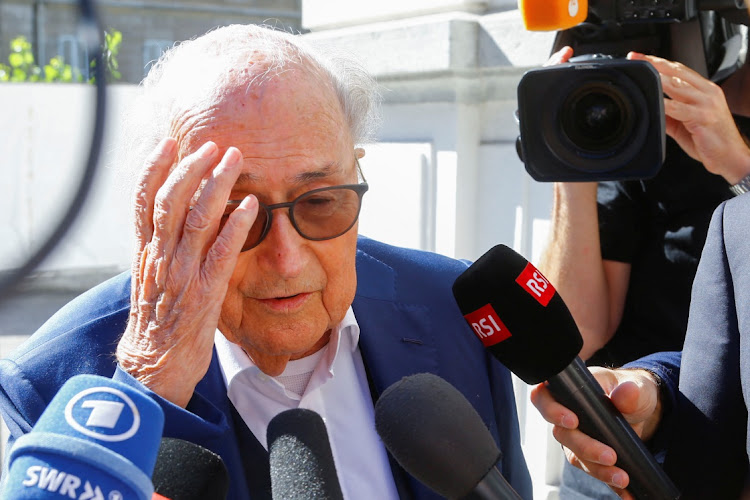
[560,83,634,154]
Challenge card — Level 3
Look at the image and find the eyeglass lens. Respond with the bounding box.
[220,185,366,252]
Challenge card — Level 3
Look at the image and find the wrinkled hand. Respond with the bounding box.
[530,367,662,499]
[117,138,258,408]
[628,52,750,183]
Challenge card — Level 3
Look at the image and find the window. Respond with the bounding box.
[58,35,89,80]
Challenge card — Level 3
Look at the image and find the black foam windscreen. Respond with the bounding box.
[267,408,344,500]
[151,438,229,500]
[452,244,582,384]
[374,373,502,499]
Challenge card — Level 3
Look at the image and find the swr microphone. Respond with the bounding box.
[2,374,164,499]
[151,438,229,500]
[519,0,588,31]
[374,373,523,500]
[267,408,344,500]
[452,244,680,500]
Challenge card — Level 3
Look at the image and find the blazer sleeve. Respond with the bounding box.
[661,199,749,498]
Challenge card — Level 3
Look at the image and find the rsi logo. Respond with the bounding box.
[64,387,140,442]
[515,263,555,307]
[22,465,115,500]
[463,304,512,347]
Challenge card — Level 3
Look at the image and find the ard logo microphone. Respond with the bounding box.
[64,386,141,442]
[3,374,164,500]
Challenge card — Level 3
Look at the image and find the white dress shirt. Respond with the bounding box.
[214,308,400,500]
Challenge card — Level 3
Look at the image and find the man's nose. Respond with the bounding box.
[256,210,305,278]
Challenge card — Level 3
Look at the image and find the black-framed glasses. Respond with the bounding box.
[221,182,369,252]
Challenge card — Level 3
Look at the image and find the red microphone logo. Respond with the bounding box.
[516,262,555,307]
[516,263,555,306]
[463,304,512,347]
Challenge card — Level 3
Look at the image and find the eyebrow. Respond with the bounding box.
[234,162,345,187]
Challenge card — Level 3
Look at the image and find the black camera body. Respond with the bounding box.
[517,55,665,182]
[588,0,748,25]
[589,0,698,24]
[516,0,748,182]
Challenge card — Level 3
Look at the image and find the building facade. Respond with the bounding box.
[0,0,302,83]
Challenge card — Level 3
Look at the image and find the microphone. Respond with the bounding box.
[519,0,588,31]
[2,374,164,500]
[374,373,523,500]
[266,408,344,500]
[452,244,681,500]
[151,438,229,500]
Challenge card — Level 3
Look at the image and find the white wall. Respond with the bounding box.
[0,84,136,283]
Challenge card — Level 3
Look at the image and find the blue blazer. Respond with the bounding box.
[0,237,532,499]
[629,192,750,498]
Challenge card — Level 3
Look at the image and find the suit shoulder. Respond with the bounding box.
[356,237,469,275]
[355,237,470,303]
[0,273,131,424]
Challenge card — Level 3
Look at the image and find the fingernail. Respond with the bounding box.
[239,194,257,209]
[223,147,242,165]
[159,137,176,154]
[599,449,616,465]
[561,414,577,429]
[611,471,628,489]
[199,142,217,158]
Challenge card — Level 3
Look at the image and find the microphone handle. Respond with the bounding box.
[547,357,680,500]
[461,464,524,500]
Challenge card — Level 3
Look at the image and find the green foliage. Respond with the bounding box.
[91,29,123,83]
[0,36,43,82]
[43,56,75,82]
[0,29,123,84]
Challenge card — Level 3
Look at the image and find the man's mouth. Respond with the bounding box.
[256,292,312,311]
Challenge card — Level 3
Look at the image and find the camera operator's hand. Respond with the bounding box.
[530,367,664,499]
[628,51,750,184]
[545,46,574,66]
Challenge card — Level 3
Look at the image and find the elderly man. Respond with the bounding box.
[0,25,531,499]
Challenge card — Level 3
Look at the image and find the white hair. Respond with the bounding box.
[115,24,381,190]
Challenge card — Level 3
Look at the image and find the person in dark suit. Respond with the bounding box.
[0,24,531,499]
[530,190,750,499]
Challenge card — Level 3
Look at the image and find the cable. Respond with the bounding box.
[0,0,106,302]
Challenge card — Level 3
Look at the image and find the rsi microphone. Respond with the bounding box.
[452,244,681,500]
[2,374,164,500]
[267,408,344,500]
[374,373,523,500]
[520,0,588,31]
[151,438,229,500]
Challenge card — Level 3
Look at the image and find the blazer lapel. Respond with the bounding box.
[353,247,445,500]
[353,247,441,397]
[195,355,270,500]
